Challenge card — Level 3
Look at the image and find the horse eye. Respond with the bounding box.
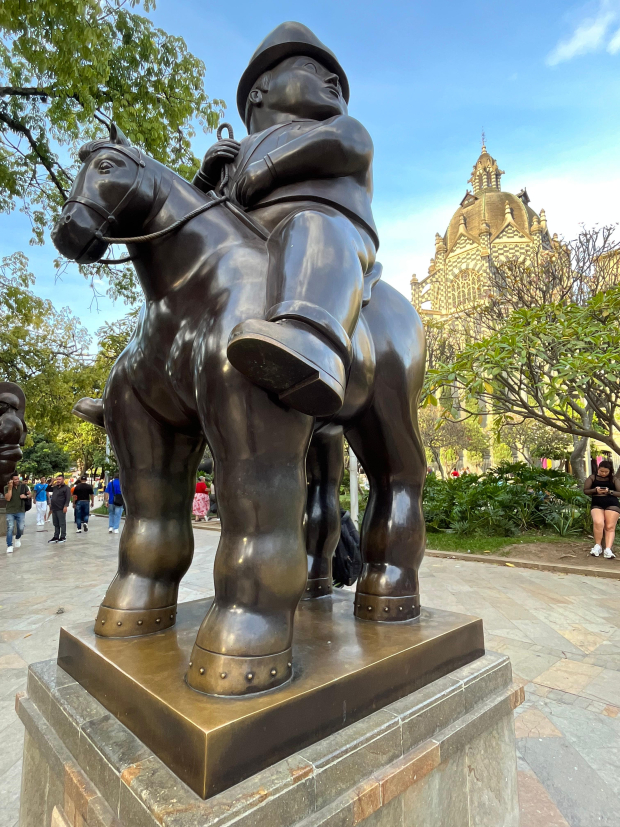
[98,161,113,173]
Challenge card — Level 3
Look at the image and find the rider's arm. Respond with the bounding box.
[264,116,373,183]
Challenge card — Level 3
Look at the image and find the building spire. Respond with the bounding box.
[468,141,504,194]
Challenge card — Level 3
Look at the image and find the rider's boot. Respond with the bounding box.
[73,397,105,429]
[227,318,346,417]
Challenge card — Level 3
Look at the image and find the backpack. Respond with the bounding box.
[22,484,32,512]
[332,510,362,587]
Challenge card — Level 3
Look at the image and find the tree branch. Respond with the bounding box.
[0,110,68,199]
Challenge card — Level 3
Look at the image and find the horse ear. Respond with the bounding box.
[109,122,131,147]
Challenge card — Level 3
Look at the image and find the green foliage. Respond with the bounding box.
[424,462,589,537]
[0,0,224,296]
[19,431,71,477]
[426,285,620,457]
[339,467,369,516]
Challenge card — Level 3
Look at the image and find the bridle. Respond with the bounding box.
[65,123,267,266]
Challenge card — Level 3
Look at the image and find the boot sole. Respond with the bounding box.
[227,332,344,417]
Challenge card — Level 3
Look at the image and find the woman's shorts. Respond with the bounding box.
[591,504,620,514]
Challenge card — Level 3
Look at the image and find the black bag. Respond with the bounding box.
[333,510,362,587]
[112,479,124,507]
[22,484,32,512]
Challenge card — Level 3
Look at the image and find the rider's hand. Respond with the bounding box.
[234,159,275,208]
[195,140,240,191]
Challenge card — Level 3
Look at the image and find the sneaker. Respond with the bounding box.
[113,528,119,534]
[590,544,602,557]
[108,528,113,533]
[6,546,13,554]
[83,524,88,533]
[48,538,59,544]
[14,538,21,548]
[57,538,66,544]
[603,548,616,559]
[76,528,82,534]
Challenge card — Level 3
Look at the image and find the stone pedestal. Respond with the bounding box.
[17,651,523,827]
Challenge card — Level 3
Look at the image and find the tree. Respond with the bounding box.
[0,0,224,297]
[418,407,468,479]
[0,252,93,433]
[500,418,572,465]
[426,286,620,463]
[20,431,71,477]
[62,420,107,475]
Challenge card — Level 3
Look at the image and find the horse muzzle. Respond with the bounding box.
[51,204,109,264]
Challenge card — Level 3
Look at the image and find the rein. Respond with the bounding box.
[97,123,267,266]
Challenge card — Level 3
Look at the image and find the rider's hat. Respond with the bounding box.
[237,22,350,125]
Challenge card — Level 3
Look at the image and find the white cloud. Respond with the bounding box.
[547,0,620,66]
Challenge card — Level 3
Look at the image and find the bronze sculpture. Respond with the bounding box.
[0,382,26,487]
[52,22,426,697]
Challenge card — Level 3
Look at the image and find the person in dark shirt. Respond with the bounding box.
[4,473,30,553]
[48,475,71,545]
[73,474,94,534]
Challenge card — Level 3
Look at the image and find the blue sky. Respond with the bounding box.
[5,0,620,340]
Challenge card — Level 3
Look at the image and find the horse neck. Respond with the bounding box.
[128,169,217,301]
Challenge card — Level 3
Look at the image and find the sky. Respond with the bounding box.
[5,0,620,340]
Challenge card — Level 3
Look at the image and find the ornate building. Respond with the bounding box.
[411,145,556,319]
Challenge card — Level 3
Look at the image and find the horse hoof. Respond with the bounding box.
[95,604,177,637]
[186,647,293,695]
[227,318,345,417]
[354,593,420,622]
[302,576,333,599]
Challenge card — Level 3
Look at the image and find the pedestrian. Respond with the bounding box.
[4,472,31,553]
[207,480,217,520]
[73,474,94,534]
[104,472,124,534]
[45,477,53,522]
[48,474,71,545]
[450,467,460,478]
[32,475,48,530]
[192,476,210,521]
[585,459,619,559]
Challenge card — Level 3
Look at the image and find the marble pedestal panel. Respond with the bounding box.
[17,651,523,827]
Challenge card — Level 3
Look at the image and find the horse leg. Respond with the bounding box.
[96,368,204,637]
[304,424,344,599]
[345,355,426,623]
[187,377,313,695]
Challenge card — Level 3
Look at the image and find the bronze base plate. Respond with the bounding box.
[57,592,484,800]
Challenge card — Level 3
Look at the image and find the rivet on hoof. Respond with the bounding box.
[399,606,403,611]
[287,662,292,668]
[170,614,174,619]
[246,673,254,681]
[220,672,227,679]
[155,618,161,624]
[101,620,105,625]
[270,668,277,676]
[367,606,373,611]
[137,620,143,625]
[199,668,205,675]
[384,607,389,612]
[117,621,122,626]
[318,585,322,590]
[189,661,193,667]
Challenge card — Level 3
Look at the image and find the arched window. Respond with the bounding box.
[449,270,485,312]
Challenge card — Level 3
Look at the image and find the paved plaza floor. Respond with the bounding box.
[1,510,619,827]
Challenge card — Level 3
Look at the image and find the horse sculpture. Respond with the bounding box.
[51,124,426,696]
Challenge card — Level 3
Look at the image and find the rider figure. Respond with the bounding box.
[193,22,379,418]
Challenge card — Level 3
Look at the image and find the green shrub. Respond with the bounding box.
[423,462,589,537]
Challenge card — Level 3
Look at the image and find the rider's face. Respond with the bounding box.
[261,56,347,122]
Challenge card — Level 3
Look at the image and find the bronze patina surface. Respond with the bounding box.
[58,592,484,799]
[51,21,428,697]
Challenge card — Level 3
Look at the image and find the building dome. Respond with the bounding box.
[444,190,539,253]
[410,143,553,319]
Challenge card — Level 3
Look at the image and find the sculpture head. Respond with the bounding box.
[51,123,150,264]
[237,22,349,130]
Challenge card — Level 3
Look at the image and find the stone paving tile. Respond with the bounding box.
[2,512,620,826]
